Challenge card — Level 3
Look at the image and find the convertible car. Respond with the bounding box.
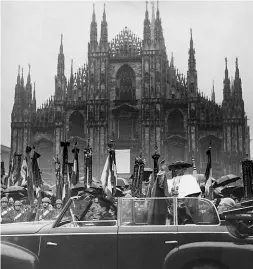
[1,193,253,269]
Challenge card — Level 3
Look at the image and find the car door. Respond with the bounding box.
[117,197,178,269]
[38,197,118,269]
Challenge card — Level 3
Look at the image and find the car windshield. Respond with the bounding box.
[57,196,219,227]
[57,194,117,227]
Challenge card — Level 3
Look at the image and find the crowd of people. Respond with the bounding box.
[0,196,64,224]
[0,159,245,225]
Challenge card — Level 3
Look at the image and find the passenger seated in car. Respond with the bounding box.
[99,202,115,221]
[178,202,194,225]
[85,198,102,221]
[217,197,236,214]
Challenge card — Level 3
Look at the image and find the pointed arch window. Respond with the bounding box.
[168,110,184,132]
[116,64,136,100]
[69,111,85,138]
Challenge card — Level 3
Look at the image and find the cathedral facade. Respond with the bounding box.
[10,4,250,184]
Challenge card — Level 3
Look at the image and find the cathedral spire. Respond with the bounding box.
[188,28,196,72]
[225,57,229,80]
[90,3,98,49]
[26,63,32,105]
[70,59,74,84]
[154,0,164,47]
[100,3,108,46]
[33,82,36,101]
[143,1,151,42]
[156,0,160,19]
[150,1,155,40]
[211,80,215,102]
[170,52,174,68]
[235,57,240,79]
[17,65,21,85]
[57,34,65,77]
[223,57,231,100]
[103,2,106,21]
[60,33,63,54]
[234,57,242,99]
[21,67,24,86]
[27,63,31,85]
[187,29,198,96]
[33,82,36,110]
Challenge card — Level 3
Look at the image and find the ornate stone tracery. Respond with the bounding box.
[109,27,142,58]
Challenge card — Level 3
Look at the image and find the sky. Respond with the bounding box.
[1,0,253,154]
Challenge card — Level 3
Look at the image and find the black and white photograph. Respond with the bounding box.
[1,0,253,268]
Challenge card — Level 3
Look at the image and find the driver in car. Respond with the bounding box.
[99,201,115,221]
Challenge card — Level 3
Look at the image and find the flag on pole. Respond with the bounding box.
[205,144,213,199]
[100,156,112,199]
[62,181,66,200]
[7,157,14,188]
[32,151,43,203]
[100,145,117,200]
[21,158,28,186]
[60,141,70,199]
[71,145,79,186]
[25,146,35,204]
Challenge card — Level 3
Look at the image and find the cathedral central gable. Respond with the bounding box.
[109,27,142,58]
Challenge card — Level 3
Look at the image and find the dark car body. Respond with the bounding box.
[1,195,253,269]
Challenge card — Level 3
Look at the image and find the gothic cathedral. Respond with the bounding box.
[10,3,251,184]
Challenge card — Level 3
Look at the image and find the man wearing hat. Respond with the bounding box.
[99,200,115,221]
[13,200,27,223]
[53,199,63,220]
[1,197,14,223]
[35,197,54,221]
[168,161,201,198]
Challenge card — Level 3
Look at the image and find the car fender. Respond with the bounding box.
[1,241,39,269]
[163,241,253,269]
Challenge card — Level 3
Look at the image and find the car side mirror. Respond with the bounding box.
[225,214,253,239]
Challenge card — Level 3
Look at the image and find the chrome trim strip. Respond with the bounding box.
[177,231,229,234]
[47,242,58,246]
[1,231,230,237]
[1,233,118,237]
[165,240,178,244]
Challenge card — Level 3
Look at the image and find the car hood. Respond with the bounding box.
[0,221,53,235]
